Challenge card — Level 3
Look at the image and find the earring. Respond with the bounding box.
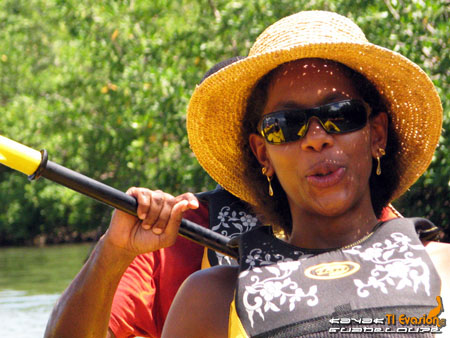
[262,168,274,197]
[376,148,386,176]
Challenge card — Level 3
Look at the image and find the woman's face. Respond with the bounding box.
[250,59,387,219]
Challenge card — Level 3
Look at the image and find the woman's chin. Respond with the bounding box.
[307,194,356,217]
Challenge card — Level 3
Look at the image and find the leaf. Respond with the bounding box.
[289,302,295,311]
[240,271,249,278]
[256,308,264,321]
[308,285,318,294]
[266,266,281,276]
[232,222,243,232]
[269,302,280,312]
[382,249,395,260]
[398,245,408,253]
[396,278,412,290]
[354,279,364,288]
[386,277,396,286]
[245,285,258,294]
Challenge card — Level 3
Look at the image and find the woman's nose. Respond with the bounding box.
[300,118,334,152]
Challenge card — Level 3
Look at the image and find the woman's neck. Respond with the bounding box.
[287,197,379,249]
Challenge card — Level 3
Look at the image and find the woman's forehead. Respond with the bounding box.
[265,59,361,112]
[272,59,353,81]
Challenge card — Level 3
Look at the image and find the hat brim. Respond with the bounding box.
[187,42,442,206]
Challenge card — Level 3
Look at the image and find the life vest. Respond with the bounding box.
[196,185,262,269]
[229,218,443,337]
[196,186,440,271]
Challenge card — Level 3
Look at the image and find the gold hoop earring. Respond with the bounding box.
[376,148,386,176]
[262,168,274,197]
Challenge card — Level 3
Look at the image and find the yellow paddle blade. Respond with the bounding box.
[0,135,42,175]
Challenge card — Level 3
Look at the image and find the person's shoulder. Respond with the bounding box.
[162,265,238,338]
[182,265,239,294]
[174,265,238,316]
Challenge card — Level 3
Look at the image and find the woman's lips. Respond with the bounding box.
[306,166,346,188]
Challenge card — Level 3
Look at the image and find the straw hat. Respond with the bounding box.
[187,11,442,206]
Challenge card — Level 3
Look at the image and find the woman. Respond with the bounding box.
[160,11,449,337]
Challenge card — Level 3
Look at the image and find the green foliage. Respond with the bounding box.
[0,0,448,244]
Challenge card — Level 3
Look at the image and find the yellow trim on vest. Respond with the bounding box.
[228,298,248,338]
[201,247,212,269]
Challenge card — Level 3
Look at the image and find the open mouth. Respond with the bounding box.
[309,164,338,177]
[306,163,346,188]
[314,171,333,177]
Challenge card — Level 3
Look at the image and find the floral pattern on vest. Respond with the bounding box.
[234,218,441,337]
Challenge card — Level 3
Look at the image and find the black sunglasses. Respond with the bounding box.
[259,99,371,145]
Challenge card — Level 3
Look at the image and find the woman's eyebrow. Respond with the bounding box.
[274,101,306,110]
[273,94,350,111]
[321,93,344,103]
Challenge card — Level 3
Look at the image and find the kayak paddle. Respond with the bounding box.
[0,135,238,258]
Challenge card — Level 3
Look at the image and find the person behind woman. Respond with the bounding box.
[161,11,449,337]
[44,57,258,338]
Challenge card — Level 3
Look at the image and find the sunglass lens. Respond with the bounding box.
[262,113,308,144]
[261,116,287,144]
[321,100,368,133]
[285,112,307,141]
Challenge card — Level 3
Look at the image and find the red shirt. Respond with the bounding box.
[109,203,398,338]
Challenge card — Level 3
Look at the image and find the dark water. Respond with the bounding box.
[0,243,92,337]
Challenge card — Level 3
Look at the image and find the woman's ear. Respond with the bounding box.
[370,112,388,157]
[249,133,275,176]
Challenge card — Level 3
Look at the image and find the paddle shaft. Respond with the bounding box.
[30,151,238,258]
